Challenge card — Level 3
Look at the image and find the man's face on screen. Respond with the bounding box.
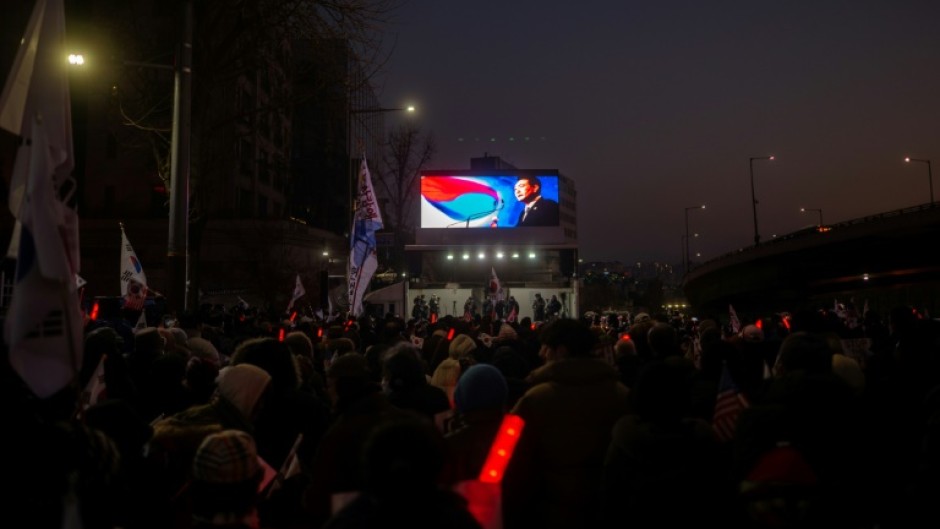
[514,179,538,203]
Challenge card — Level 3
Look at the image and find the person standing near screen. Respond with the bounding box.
[514,176,560,227]
[533,293,546,322]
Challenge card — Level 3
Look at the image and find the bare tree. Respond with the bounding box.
[376,123,435,272]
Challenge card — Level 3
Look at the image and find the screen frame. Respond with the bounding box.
[419,170,561,229]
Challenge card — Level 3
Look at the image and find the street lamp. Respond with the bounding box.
[167,0,194,312]
[904,157,934,206]
[800,207,823,226]
[70,2,193,311]
[749,155,775,246]
[683,204,705,275]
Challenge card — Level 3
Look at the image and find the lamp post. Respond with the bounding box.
[749,155,775,246]
[904,157,934,206]
[79,1,192,312]
[683,204,705,275]
[167,0,194,312]
[800,207,823,226]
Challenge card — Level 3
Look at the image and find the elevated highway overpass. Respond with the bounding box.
[682,204,940,318]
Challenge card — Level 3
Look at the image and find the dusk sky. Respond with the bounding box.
[378,0,940,265]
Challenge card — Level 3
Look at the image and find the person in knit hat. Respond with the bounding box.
[190,430,264,528]
[148,364,272,505]
[453,364,508,415]
[442,364,511,484]
[187,337,221,367]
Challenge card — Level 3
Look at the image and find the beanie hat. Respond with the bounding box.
[448,334,477,359]
[633,313,651,324]
[186,337,221,367]
[192,430,260,484]
[454,364,508,414]
[496,323,518,343]
[216,364,271,420]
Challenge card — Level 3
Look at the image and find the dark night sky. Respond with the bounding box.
[378,0,940,265]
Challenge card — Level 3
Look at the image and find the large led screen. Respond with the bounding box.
[420,174,560,228]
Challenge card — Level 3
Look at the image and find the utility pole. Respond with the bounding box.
[167,0,193,313]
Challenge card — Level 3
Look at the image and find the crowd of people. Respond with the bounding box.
[5,301,940,529]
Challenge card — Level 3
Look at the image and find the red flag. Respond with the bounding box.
[712,364,749,443]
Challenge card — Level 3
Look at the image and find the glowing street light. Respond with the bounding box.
[749,155,775,246]
[800,207,823,226]
[904,157,933,206]
[67,53,85,66]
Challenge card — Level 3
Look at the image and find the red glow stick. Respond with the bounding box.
[478,414,525,483]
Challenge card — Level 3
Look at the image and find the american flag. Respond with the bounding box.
[712,364,749,443]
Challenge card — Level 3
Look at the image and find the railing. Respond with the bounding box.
[697,202,939,269]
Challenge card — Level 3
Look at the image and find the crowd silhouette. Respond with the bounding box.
[4,300,940,529]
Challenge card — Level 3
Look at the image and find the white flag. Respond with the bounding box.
[120,225,148,310]
[2,0,83,398]
[3,0,75,263]
[728,304,741,334]
[287,273,305,313]
[347,158,383,317]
